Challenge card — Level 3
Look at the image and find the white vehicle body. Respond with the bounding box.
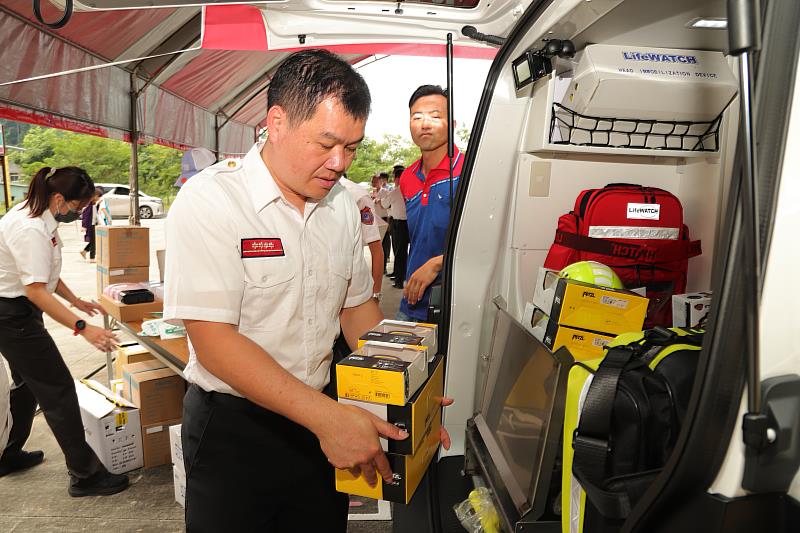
[96,183,164,219]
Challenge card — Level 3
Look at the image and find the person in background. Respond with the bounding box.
[0,166,128,496]
[398,85,463,322]
[339,174,385,301]
[371,173,392,275]
[380,165,409,289]
[79,187,104,262]
[0,355,10,464]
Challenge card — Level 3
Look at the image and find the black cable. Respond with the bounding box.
[33,0,73,29]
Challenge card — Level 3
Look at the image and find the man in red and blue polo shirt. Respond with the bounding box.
[398,85,464,322]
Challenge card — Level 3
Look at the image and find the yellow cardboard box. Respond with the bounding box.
[337,342,428,406]
[335,407,441,503]
[543,321,616,361]
[546,275,648,335]
[339,355,443,455]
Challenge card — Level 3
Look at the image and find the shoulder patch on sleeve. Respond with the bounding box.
[360,207,375,225]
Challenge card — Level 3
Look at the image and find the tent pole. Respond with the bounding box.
[129,71,141,226]
[214,114,221,162]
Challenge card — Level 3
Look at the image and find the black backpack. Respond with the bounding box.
[569,327,704,531]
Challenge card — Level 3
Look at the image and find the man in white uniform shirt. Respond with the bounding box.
[164,50,411,532]
[338,175,384,299]
[380,165,410,288]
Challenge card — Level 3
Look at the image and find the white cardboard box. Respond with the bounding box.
[173,465,186,507]
[169,423,183,474]
[672,292,712,328]
[75,379,143,474]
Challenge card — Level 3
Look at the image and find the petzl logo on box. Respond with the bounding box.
[241,238,284,258]
[627,203,661,220]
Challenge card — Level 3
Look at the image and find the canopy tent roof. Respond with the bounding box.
[0,1,502,154]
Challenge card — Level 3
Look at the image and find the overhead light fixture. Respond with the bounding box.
[687,17,728,29]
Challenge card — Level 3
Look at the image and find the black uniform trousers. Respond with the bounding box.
[0,296,103,478]
[182,384,348,533]
[391,218,410,284]
[382,216,393,272]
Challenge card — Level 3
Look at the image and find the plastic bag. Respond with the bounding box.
[454,487,501,533]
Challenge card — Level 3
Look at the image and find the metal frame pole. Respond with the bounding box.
[129,72,141,226]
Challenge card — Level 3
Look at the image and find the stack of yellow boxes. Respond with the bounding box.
[527,267,649,360]
[335,320,443,504]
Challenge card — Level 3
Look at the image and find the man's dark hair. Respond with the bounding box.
[392,165,405,179]
[268,49,371,124]
[379,172,389,179]
[408,84,448,108]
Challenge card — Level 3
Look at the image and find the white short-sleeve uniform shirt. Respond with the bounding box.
[163,143,372,396]
[382,186,407,221]
[339,177,383,245]
[0,203,62,298]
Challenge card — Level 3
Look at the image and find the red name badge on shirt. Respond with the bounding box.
[241,238,285,258]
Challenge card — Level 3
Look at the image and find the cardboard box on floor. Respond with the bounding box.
[96,265,149,297]
[169,424,183,473]
[142,418,182,468]
[96,226,150,269]
[100,293,162,322]
[75,379,143,475]
[114,343,155,380]
[339,355,444,455]
[335,407,441,504]
[122,360,185,426]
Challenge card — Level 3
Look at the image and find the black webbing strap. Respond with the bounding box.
[572,346,637,486]
[554,230,702,263]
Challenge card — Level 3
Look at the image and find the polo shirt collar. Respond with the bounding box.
[416,146,462,180]
[41,208,58,234]
[243,142,282,213]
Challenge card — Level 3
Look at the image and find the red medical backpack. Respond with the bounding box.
[544,184,702,327]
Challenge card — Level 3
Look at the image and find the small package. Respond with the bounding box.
[335,406,441,504]
[525,303,615,361]
[141,319,186,340]
[336,341,428,406]
[75,379,143,474]
[122,360,185,426]
[672,292,712,328]
[358,319,438,354]
[339,355,444,455]
[96,266,148,296]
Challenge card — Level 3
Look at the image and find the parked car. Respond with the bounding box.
[95,183,164,219]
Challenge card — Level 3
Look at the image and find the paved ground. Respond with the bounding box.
[0,216,403,532]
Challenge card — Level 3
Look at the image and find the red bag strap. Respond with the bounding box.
[554,231,702,263]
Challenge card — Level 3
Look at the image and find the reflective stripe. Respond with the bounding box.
[588,226,680,240]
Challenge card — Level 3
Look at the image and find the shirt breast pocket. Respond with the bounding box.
[327,254,352,312]
[241,258,296,331]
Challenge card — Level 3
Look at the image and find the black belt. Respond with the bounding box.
[192,383,272,417]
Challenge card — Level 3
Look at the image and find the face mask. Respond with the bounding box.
[54,200,81,223]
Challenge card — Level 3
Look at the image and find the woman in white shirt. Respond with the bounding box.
[0,166,128,497]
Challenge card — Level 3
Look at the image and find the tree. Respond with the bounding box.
[347,134,419,183]
[10,127,182,201]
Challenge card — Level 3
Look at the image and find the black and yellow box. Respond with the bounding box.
[357,319,438,354]
[542,319,616,361]
[546,276,648,335]
[337,341,428,406]
[335,406,441,503]
[339,355,444,455]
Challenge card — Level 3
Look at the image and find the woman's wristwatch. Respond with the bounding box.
[73,319,87,336]
[372,292,382,302]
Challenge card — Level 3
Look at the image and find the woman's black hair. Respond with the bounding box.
[23,166,96,218]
